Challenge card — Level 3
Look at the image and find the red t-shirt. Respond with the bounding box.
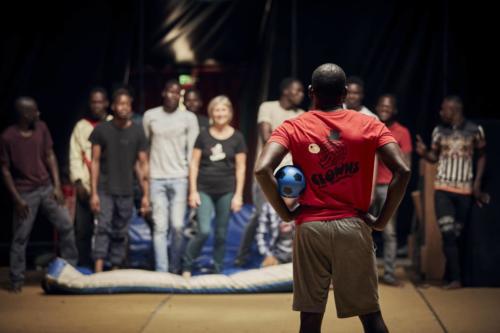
[376,121,412,185]
[269,110,396,224]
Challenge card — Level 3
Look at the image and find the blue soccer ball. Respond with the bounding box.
[275,165,306,198]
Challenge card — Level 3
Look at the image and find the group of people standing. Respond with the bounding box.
[77,81,249,277]
[1,69,488,303]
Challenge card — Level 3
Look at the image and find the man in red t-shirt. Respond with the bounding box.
[371,94,412,287]
[255,64,410,333]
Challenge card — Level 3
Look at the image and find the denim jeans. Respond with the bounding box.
[370,184,398,279]
[92,192,134,266]
[183,191,233,273]
[10,185,78,284]
[150,178,188,273]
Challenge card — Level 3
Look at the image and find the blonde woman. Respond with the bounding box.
[182,95,247,277]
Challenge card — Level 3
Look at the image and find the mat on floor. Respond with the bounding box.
[42,258,293,294]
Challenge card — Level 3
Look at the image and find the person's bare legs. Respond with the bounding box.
[359,311,388,333]
[300,312,324,333]
[94,259,104,273]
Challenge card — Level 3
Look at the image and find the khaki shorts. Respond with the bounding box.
[292,217,380,318]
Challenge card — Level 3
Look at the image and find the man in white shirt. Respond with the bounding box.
[143,80,199,273]
[235,78,304,267]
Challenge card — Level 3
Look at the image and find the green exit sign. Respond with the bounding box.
[179,74,193,85]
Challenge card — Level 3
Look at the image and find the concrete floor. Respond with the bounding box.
[1,268,499,333]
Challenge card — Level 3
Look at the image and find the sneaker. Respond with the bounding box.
[182,271,191,279]
[9,282,23,293]
[381,275,403,287]
[442,280,462,290]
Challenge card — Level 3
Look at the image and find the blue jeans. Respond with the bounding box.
[150,178,188,273]
[370,185,397,279]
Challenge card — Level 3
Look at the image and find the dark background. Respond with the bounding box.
[0,0,498,285]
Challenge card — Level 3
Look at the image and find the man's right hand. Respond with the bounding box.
[358,210,384,231]
[415,135,428,157]
[75,181,89,202]
[90,194,100,214]
[15,198,30,220]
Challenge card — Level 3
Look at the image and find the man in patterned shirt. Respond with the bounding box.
[416,95,489,289]
[256,202,294,267]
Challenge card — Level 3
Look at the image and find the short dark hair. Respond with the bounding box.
[444,95,463,107]
[14,96,36,109]
[164,79,180,90]
[184,87,202,99]
[378,93,397,107]
[14,96,36,116]
[89,86,108,100]
[311,63,346,103]
[279,77,301,95]
[346,76,365,89]
[112,87,133,103]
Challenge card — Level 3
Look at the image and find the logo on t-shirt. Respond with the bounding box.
[209,143,226,161]
[312,130,347,169]
[309,129,360,187]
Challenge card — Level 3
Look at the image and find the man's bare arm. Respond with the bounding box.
[258,122,273,143]
[254,142,295,222]
[136,151,150,214]
[371,142,411,230]
[416,135,439,163]
[403,152,412,170]
[46,148,64,204]
[1,163,29,219]
[90,144,101,213]
[473,147,490,206]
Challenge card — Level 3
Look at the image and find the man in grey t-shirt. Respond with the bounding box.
[143,80,199,273]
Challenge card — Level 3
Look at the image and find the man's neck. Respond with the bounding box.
[87,113,107,122]
[99,113,108,121]
[278,98,295,110]
[17,122,31,131]
[16,121,34,137]
[316,103,343,112]
[384,119,396,127]
[162,104,178,113]
[113,118,130,128]
[451,115,465,128]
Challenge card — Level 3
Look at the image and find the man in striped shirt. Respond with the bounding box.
[255,202,294,267]
[416,95,489,289]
